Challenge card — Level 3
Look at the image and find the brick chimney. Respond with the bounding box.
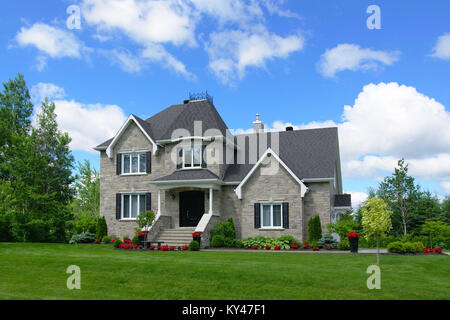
[253,113,264,133]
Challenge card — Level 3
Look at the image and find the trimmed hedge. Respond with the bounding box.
[189,240,200,251]
[337,238,350,250]
[387,241,424,254]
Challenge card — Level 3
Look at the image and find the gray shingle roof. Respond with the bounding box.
[223,127,339,182]
[95,100,229,148]
[146,100,229,140]
[94,99,340,183]
[152,169,220,182]
[334,194,351,207]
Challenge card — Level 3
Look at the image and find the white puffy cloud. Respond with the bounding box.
[431,33,450,60]
[440,181,450,195]
[14,1,302,81]
[338,82,450,161]
[30,82,67,104]
[318,43,400,78]
[78,0,302,82]
[264,82,450,194]
[81,0,196,46]
[31,83,127,152]
[344,191,368,208]
[206,27,304,84]
[99,49,144,73]
[15,23,88,70]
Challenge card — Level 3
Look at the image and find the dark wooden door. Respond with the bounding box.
[179,191,205,227]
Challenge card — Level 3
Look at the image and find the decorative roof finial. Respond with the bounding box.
[255,113,260,122]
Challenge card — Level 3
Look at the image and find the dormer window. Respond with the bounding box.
[183,145,202,168]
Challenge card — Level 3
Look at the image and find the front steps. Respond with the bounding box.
[155,227,195,247]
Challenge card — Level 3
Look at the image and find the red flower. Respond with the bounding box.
[291,244,299,249]
[274,245,280,250]
[192,232,202,237]
[265,245,271,250]
[302,243,309,249]
[325,245,330,250]
[347,232,360,238]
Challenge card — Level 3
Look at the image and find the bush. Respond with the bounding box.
[74,217,97,234]
[123,236,130,241]
[387,241,425,254]
[0,214,13,242]
[113,239,122,248]
[69,232,96,244]
[241,236,291,250]
[223,237,236,248]
[277,235,299,246]
[189,240,200,251]
[387,241,405,253]
[210,218,236,239]
[96,216,108,240]
[337,238,350,250]
[209,218,236,248]
[102,236,112,243]
[234,239,244,248]
[132,235,139,245]
[317,234,338,249]
[211,235,225,247]
[308,215,322,243]
[23,219,50,242]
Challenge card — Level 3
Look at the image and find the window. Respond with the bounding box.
[122,152,146,174]
[182,145,202,168]
[261,203,283,228]
[122,194,146,219]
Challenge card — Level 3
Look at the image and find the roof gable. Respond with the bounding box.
[223,127,339,182]
[234,148,308,199]
[105,114,158,158]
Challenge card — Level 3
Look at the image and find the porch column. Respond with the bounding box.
[209,187,213,214]
[157,189,161,216]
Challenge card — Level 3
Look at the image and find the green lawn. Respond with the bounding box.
[0,243,448,300]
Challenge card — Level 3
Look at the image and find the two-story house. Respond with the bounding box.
[94,94,351,247]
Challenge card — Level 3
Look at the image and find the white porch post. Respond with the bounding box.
[157,189,161,216]
[209,187,213,214]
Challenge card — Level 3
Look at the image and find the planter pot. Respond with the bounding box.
[193,236,201,247]
[349,237,359,253]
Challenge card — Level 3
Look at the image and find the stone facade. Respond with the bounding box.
[237,156,304,241]
[302,182,333,239]
[100,120,335,242]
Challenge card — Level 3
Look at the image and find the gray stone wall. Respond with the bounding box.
[302,182,332,240]
[238,156,304,241]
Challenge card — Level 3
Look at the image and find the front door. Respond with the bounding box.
[179,191,205,227]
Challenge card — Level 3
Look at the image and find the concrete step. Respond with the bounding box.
[154,240,192,246]
[154,228,196,246]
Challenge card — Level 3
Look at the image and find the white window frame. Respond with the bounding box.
[260,203,284,229]
[121,193,147,220]
[182,145,202,169]
[121,152,147,175]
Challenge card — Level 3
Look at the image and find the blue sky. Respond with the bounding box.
[1,0,449,206]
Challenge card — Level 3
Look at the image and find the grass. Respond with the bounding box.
[0,242,449,300]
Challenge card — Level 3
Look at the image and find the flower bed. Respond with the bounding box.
[424,247,445,254]
[114,238,190,251]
